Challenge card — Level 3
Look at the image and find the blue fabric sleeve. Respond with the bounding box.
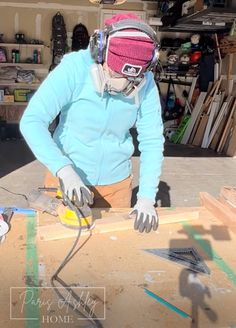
[19,54,77,176]
[136,73,164,202]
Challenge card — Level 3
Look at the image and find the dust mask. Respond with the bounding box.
[90,63,146,105]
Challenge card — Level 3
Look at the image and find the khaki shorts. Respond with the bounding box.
[44,171,132,208]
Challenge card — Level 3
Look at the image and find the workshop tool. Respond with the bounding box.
[46,188,101,327]
[0,208,14,243]
[145,247,210,275]
[28,187,94,230]
[58,177,94,230]
[27,189,61,216]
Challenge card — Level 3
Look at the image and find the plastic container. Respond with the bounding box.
[15,50,20,63]
[33,49,38,64]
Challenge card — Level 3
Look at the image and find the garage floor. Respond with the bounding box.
[0,135,235,209]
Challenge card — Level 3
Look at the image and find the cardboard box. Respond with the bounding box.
[3,95,14,103]
[14,89,31,102]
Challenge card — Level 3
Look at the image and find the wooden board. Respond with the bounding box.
[226,126,236,156]
[1,205,236,328]
[38,207,201,242]
[217,98,236,153]
[181,92,207,145]
[209,113,228,150]
[220,186,236,205]
[201,100,219,148]
[219,195,236,214]
[199,192,236,234]
[192,113,208,146]
[206,96,232,148]
[219,186,236,214]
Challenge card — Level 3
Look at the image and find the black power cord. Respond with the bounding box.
[0,186,28,202]
[0,186,104,327]
[50,197,103,327]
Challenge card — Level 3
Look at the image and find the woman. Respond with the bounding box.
[20,13,164,233]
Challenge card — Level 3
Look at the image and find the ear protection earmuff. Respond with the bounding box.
[89,19,160,73]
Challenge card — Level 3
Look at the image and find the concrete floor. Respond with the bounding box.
[0,137,235,208]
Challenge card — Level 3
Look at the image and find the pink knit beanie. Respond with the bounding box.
[104,13,156,77]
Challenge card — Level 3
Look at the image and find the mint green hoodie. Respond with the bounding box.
[20,49,164,201]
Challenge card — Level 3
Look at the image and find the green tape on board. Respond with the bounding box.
[25,215,40,328]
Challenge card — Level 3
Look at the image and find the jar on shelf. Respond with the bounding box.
[12,49,20,63]
[33,49,38,64]
[12,49,16,63]
[15,50,20,63]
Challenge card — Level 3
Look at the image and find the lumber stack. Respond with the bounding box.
[169,32,236,156]
[176,77,236,156]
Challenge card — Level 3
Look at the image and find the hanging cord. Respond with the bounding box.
[50,194,104,328]
[0,186,103,327]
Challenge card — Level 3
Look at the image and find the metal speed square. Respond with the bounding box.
[144,247,211,275]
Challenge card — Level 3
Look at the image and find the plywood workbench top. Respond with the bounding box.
[0,206,236,328]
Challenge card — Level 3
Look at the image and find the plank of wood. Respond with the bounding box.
[217,98,236,152]
[192,113,208,146]
[219,196,236,214]
[206,96,233,148]
[188,84,222,145]
[183,77,197,116]
[220,186,236,207]
[226,126,236,156]
[38,207,201,241]
[181,92,207,144]
[204,76,223,108]
[215,33,222,75]
[199,192,236,234]
[227,54,234,96]
[35,208,236,328]
[201,100,219,148]
[187,76,198,104]
[222,124,234,153]
[209,113,228,150]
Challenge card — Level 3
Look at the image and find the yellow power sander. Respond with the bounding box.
[56,188,94,230]
[28,187,94,230]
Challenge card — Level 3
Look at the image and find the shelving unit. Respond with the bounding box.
[0,63,46,69]
[0,82,40,89]
[159,7,236,33]
[0,102,28,106]
[0,42,48,124]
[0,43,45,48]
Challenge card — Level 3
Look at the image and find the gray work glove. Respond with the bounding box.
[129,197,159,233]
[57,165,93,207]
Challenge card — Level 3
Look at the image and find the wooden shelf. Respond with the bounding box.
[0,82,40,88]
[159,7,236,33]
[0,43,45,48]
[0,63,47,69]
[0,102,28,106]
